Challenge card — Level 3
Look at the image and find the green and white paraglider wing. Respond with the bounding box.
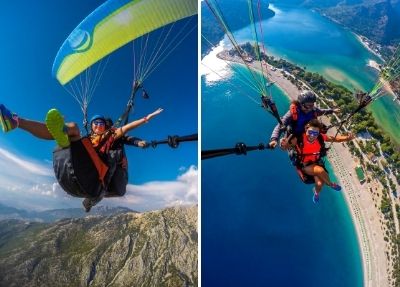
[52,0,197,85]
[369,45,400,99]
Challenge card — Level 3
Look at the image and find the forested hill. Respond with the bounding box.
[201,0,274,56]
[321,1,400,46]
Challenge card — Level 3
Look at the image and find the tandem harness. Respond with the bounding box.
[289,103,318,134]
[53,133,128,198]
[288,134,328,184]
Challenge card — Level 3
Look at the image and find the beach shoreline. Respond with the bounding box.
[368,59,381,71]
[354,33,385,62]
[216,50,391,287]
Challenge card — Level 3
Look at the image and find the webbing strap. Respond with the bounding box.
[81,138,108,184]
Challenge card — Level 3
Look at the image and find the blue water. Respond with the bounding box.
[230,4,400,142]
[202,66,362,286]
[232,4,380,91]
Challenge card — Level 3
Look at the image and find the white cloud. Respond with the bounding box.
[201,42,232,83]
[0,148,53,176]
[177,165,198,202]
[0,145,198,212]
[108,165,198,211]
[0,147,66,209]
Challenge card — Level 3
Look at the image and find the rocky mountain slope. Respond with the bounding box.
[0,203,134,223]
[0,205,197,287]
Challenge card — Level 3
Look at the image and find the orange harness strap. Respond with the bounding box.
[81,138,108,184]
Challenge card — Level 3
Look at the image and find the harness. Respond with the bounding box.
[289,134,328,184]
[92,128,129,169]
[91,129,116,154]
[289,103,318,135]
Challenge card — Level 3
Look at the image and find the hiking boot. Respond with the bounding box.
[45,109,70,148]
[0,104,18,132]
[312,188,320,204]
[329,183,342,191]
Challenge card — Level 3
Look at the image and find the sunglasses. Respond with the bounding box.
[92,121,105,127]
[302,104,314,110]
[307,130,319,137]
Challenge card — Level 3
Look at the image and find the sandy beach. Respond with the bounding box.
[355,33,384,62]
[368,60,381,71]
[217,51,391,287]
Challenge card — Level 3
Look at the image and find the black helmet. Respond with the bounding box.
[298,91,316,104]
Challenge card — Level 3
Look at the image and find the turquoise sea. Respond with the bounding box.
[234,4,400,142]
[202,66,362,287]
[201,4,378,286]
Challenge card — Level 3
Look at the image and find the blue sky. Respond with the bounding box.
[0,1,198,211]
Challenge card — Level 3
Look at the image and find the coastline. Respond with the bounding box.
[216,51,390,287]
[354,33,385,62]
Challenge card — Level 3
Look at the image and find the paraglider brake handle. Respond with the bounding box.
[361,94,372,107]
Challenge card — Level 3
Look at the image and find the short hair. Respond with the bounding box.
[305,119,323,130]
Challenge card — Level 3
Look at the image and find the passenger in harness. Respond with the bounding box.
[0,103,163,211]
[82,114,154,211]
[99,117,149,204]
[269,90,339,150]
[288,119,354,203]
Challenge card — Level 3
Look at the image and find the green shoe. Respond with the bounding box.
[0,104,18,132]
[45,109,70,148]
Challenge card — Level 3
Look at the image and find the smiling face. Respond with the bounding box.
[305,125,320,142]
[91,119,106,135]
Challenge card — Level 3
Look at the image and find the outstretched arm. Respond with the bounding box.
[123,136,147,148]
[325,132,355,143]
[315,107,340,116]
[114,108,163,140]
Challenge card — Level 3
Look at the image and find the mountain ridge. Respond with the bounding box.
[0,205,198,287]
[0,202,135,223]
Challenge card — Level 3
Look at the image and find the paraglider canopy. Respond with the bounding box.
[53,0,197,85]
[52,0,197,131]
